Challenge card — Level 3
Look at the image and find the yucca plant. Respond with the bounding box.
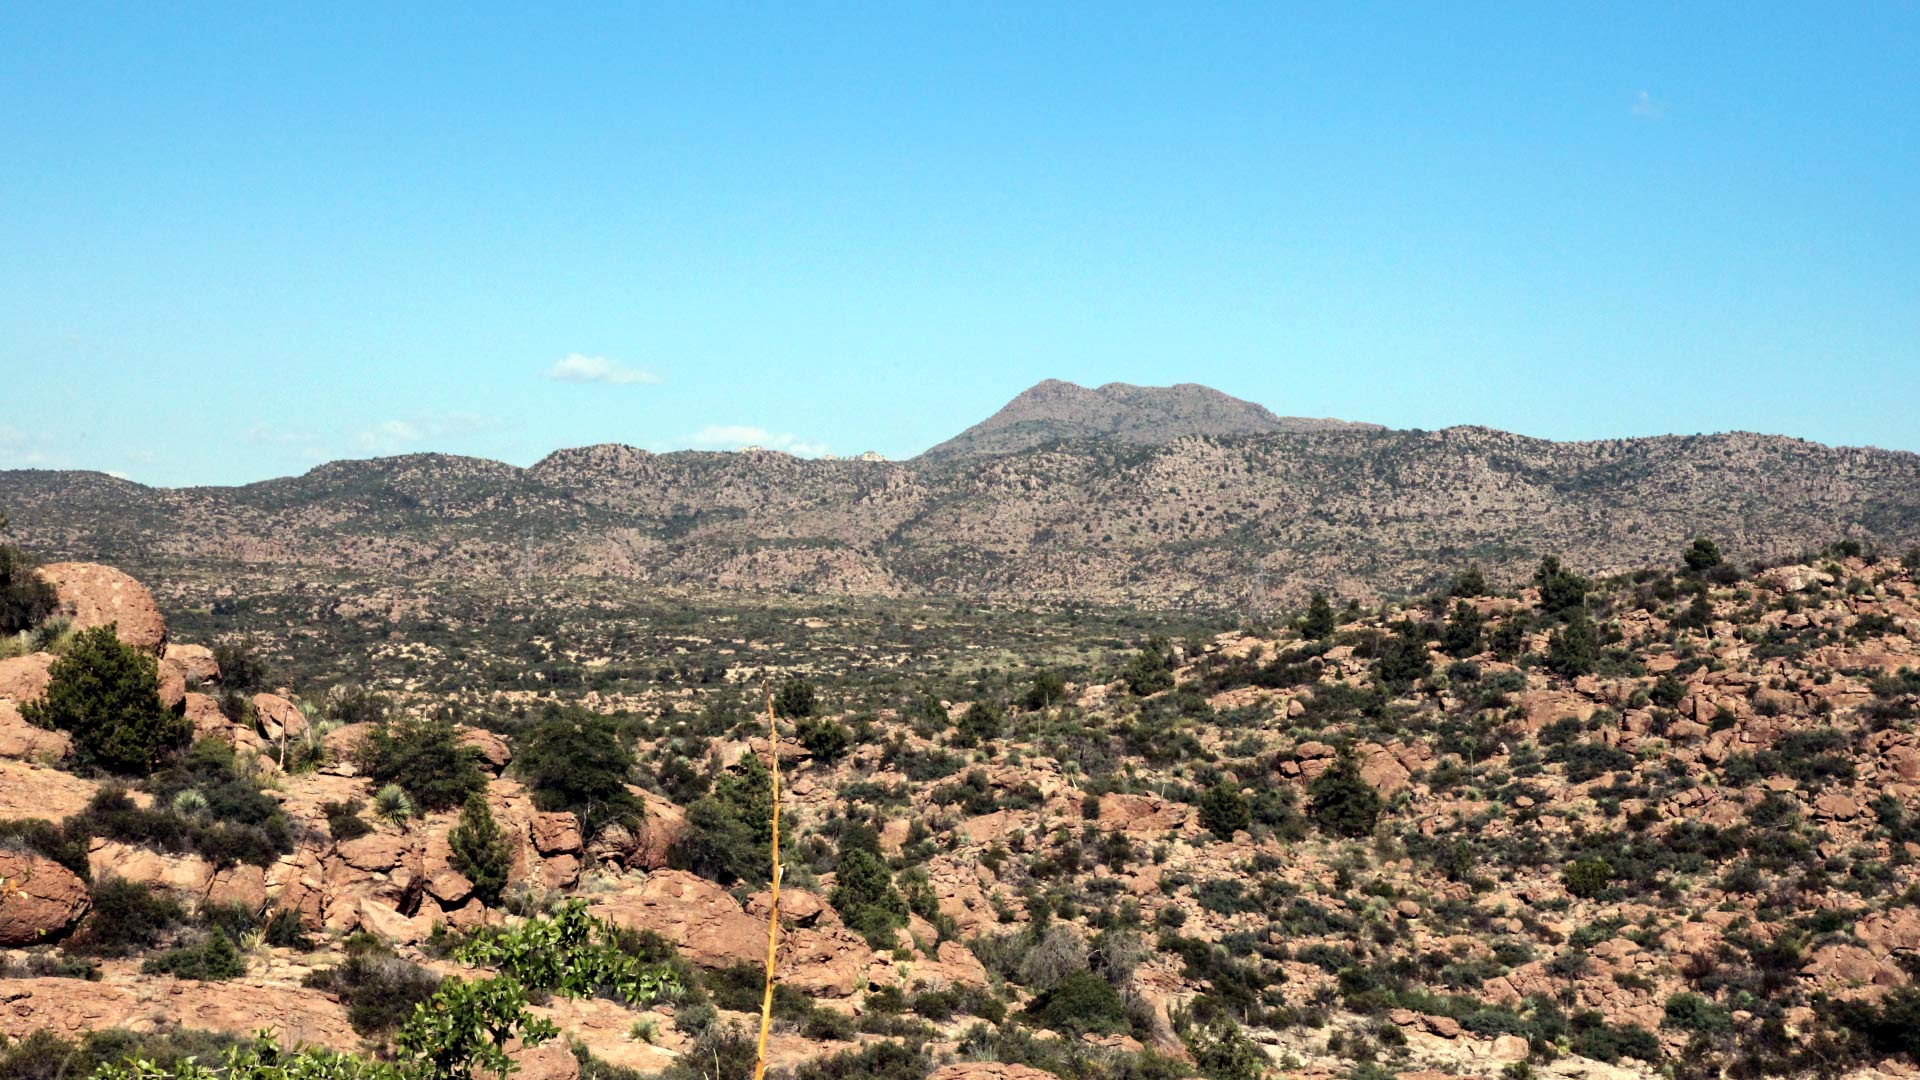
[170,788,210,818]
[372,783,414,827]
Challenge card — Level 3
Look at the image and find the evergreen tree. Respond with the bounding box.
[772,677,817,719]
[1683,537,1723,574]
[1533,555,1590,617]
[1198,781,1251,840]
[1308,752,1384,838]
[1449,564,1489,598]
[1547,608,1599,677]
[1442,600,1485,658]
[449,792,513,906]
[24,624,188,775]
[0,542,58,635]
[830,846,908,946]
[1301,592,1337,639]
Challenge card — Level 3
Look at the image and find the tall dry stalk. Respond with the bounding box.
[753,685,783,1080]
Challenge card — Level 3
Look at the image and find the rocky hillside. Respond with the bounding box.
[3,406,1919,608]
[6,543,1920,1079]
[919,380,1381,461]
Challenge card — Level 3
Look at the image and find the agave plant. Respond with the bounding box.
[372,783,414,827]
[171,788,211,818]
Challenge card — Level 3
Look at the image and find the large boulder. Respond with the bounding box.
[36,562,167,655]
[930,1066,1059,1080]
[592,870,764,968]
[0,851,89,945]
[163,643,221,685]
[252,693,308,741]
[0,653,53,704]
[0,700,69,761]
[0,760,98,821]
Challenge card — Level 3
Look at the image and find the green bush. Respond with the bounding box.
[796,716,853,761]
[324,799,374,841]
[71,878,183,958]
[448,792,512,906]
[1683,538,1723,573]
[1309,753,1384,837]
[1563,857,1614,899]
[1022,670,1068,710]
[773,677,817,719]
[304,936,444,1035]
[1545,609,1598,677]
[359,717,486,813]
[22,624,189,775]
[954,700,1004,746]
[1021,969,1129,1036]
[1534,556,1590,616]
[1198,781,1250,840]
[831,846,908,946]
[512,708,641,838]
[0,543,57,635]
[1301,592,1337,639]
[140,927,246,981]
[1124,637,1177,696]
[1663,991,1731,1033]
[682,753,775,884]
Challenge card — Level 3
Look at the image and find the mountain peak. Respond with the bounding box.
[920,379,1380,460]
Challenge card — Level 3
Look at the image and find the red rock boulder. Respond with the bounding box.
[36,562,167,655]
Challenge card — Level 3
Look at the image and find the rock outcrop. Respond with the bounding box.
[36,562,167,654]
[0,850,88,945]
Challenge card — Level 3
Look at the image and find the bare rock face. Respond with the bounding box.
[164,643,221,684]
[587,789,686,870]
[592,870,764,968]
[0,700,69,761]
[0,849,89,945]
[461,726,513,772]
[89,840,215,898]
[0,653,54,704]
[1097,792,1189,833]
[0,976,359,1051]
[0,759,98,821]
[929,1065,1060,1080]
[37,562,167,654]
[252,693,308,741]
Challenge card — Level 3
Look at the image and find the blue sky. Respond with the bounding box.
[3,4,1916,486]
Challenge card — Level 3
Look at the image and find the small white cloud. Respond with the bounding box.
[1631,90,1666,120]
[0,425,61,468]
[690,424,829,457]
[349,412,501,455]
[546,354,661,386]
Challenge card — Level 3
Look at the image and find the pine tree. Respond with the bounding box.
[23,624,188,774]
[449,792,513,906]
[1301,592,1337,639]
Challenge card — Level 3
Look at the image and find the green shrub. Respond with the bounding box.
[359,717,486,813]
[512,708,641,838]
[210,644,271,693]
[1545,609,1598,677]
[22,624,189,775]
[1309,753,1383,837]
[1124,637,1177,696]
[140,927,246,981]
[1198,781,1250,840]
[304,936,443,1035]
[831,846,908,946]
[1534,556,1590,616]
[773,677,817,719]
[324,799,374,841]
[0,543,58,635]
[449,792,512,906]
[71,878,183,958]
[1022,670,1068,711]
[954,700,1004,746]
[1021,969,1129,1035]
[1301,592,1337,639]
[1563,857,1614,899]
[796,716,853,762]
[1683,538,1723,573]
[682,753,775,884]
[1663,991,1731,1033]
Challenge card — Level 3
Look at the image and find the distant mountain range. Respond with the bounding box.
[4,381,1918,607]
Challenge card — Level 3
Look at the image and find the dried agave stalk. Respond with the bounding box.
[753,685,783,1080]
